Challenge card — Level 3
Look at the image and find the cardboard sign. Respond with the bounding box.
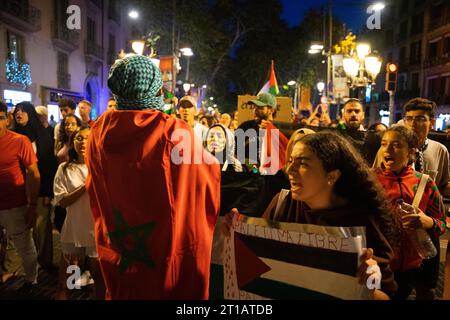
[224,214,370,300]
[237,95,293,126]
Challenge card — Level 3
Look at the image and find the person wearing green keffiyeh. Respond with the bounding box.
[108,55,164,111]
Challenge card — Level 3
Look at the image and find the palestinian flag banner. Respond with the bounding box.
[224,214,370,300]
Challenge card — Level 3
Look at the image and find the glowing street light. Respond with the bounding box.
[287,80,297,86]
[131,40,145,55]
[183,83,191,93]
[128,10,139,19]
[317,81,325,94]
[372,2,385,11]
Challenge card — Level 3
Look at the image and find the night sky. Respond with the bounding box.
[280,0,370,34]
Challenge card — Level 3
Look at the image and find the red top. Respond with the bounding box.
[375,166,446,271]
[0,130,38,210]
[86,110,220,299]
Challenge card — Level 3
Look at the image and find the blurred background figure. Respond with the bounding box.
[106,98,117,112]
[219,113,232,128]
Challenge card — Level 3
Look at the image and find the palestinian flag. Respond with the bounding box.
[258,60,280,96]
[224,215,369,300]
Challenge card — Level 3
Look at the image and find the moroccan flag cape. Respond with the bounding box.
[258,60,280,96]
[86,110,221,299]
[259,122,288,175]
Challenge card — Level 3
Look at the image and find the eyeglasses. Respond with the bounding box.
[404,116,428,124]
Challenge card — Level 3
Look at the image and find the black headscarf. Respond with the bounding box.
[13,101,57,198]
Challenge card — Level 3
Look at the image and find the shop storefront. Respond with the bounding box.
[2,88,32,111]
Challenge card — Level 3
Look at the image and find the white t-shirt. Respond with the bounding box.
[193,122,207,143]
[53,162,95,247]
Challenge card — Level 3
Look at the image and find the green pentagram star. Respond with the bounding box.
[108,208,156,272]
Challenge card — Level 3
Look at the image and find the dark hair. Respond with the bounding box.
[0,101,7,114]
[199,115,216,128]
[403,97,436,119]
[57,114,82,151]
[13,101,46,144]
[58,98,76,110]
[108,97,116,102]
[368,122,388,131]
[64,125,90,171]
[297,131,399,246]
[343,98,363,110]
[383,125,418,150]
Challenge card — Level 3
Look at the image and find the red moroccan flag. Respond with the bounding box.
[86,110,221,299]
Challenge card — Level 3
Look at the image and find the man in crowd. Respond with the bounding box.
[106,98,117,112]
[86,55,220,299]
[338,98,381,164]
[77,100,94,127]
[35,106,55,142]
[0,101,40,295]
[178,95,207,142]
[237,93,280,170]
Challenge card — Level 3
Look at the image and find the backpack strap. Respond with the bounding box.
[412,173,430,208]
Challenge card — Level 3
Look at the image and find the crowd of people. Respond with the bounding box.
[0,53,449,300]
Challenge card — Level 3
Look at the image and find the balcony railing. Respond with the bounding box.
[57,73,71,90]
[51,21,80,52]
[0,0,41,32]
[85,41,104,61]
[424,55,450,68]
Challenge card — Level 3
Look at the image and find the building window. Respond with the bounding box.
[399,46,406,63]
[398,74,407,91]
[410,12,423,35]
[57,51,70,89]
[428,78,440,98]
[7,31,24,62]
[87,17,96,44]
[410,41,421,64]
[411,73,420,90]
[55,0,69,22]
[445,37,450,55]
[398,20,408,41]
[428,41,438,59]
[108,33,116,64]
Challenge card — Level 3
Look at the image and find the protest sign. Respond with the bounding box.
[224,214,369,300]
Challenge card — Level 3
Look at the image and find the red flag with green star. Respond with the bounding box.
[86,110,220,300]
[258,60,280,96]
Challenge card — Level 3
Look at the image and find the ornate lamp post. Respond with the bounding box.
[342,43,382,100]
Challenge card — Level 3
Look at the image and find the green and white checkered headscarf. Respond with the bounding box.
[108,55,164,111]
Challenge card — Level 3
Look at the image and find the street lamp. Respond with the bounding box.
[131,40,145,55]
[128,10,139,19]
[317,81,325,95]
[183,83,191,94]
[342,42,382,92]
[180,47,194,82]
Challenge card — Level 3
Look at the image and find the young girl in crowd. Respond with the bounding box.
[55,114,82,164]
[53,125,105,300]
[375,125,446,299]
[54,114,82,232]
[223,131,399,299]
